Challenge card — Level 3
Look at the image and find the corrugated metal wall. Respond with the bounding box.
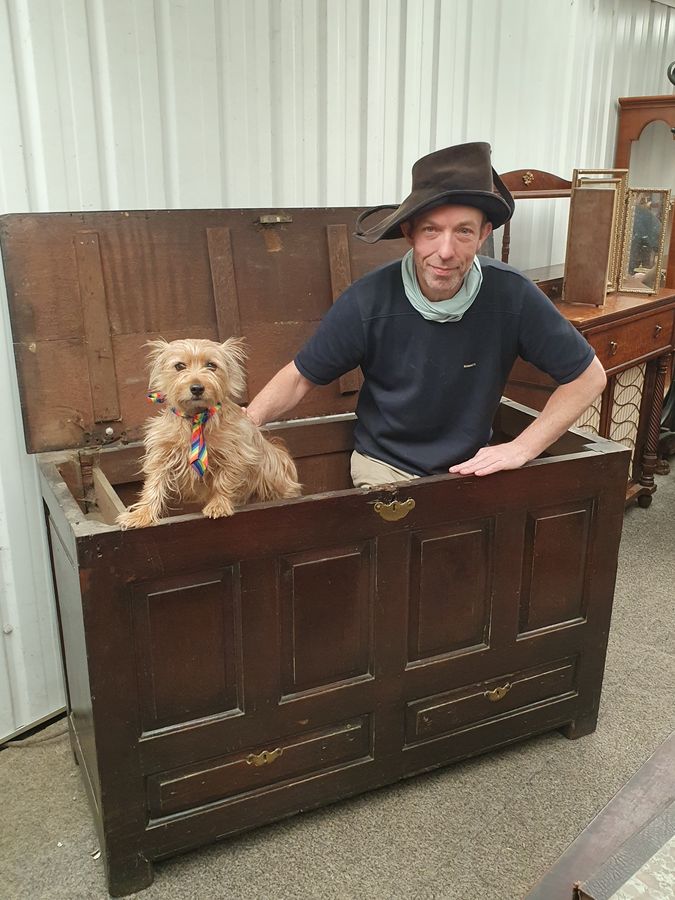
[0,0,673,741]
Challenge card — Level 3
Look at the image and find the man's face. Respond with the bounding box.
[401,205,493,302]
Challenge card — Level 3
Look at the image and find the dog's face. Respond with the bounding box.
[146,338,247,413]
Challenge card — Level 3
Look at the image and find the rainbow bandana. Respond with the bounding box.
[147,392,222,477]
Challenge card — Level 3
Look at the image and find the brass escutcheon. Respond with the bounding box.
[246,747,283,767]
[374,498,416,522]
[608,340,618,356]
[484,682,512,702]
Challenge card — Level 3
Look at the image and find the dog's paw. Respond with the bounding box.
[117,507,158,530]
[202,498,235,519]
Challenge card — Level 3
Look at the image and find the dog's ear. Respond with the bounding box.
[218,337,248,401]
[220,337,247,362]
[144,339,170,388]
[144,339,170,362]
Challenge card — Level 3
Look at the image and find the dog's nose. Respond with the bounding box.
[190,383,205,398]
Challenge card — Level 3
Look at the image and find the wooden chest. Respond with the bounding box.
[0,210,630,897]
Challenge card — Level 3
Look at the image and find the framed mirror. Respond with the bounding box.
[614,96,675,288]
[618,188,671,294]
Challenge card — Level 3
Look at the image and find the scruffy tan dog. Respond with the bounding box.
[117,338,301,529]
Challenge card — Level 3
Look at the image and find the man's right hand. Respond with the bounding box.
[242,361,315,428]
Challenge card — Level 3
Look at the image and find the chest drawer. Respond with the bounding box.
[147,715,371,818]
[586,309,674,371]
[405,657,578,745]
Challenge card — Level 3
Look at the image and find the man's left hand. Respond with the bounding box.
[449,442,531,477]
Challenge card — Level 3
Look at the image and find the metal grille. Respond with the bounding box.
[608,363,647,466]
[574,396,603,436]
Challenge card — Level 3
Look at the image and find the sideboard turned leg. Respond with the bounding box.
[640,354,670,492]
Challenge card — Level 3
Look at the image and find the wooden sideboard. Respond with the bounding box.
[506,288,675,507]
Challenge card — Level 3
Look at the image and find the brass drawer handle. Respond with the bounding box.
[608,340,618,356]
[374,498,415,521]
[246,747,283,767]
[484,682,512,702]
[654,324,663,338]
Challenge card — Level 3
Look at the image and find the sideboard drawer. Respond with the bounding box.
[587,309,674,371]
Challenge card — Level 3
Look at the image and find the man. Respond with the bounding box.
[245,142,606,488]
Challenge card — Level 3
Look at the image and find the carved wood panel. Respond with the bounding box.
[407,519,494,663]
[132,568,242,732]
[518,501,594,635]
[279,542,374,697]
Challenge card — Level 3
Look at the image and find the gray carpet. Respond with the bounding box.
[1,472,674,900]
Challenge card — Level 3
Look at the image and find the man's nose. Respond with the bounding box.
[436,232,456,260]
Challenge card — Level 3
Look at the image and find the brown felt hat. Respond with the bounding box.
[354,141,514,243]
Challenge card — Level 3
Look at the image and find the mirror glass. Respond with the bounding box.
[619,188,671,293]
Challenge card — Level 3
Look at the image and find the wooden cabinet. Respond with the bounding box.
[0,210,630,897]
[506,289,675,508]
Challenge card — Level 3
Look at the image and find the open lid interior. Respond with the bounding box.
[0,208,407,453]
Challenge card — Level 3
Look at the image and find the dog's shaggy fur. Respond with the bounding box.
[117,338,301,529]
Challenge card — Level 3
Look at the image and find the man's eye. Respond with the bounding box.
[174,362,187,371]
[205,362,218,371]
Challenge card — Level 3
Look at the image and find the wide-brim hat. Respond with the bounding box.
[354,142,514,243]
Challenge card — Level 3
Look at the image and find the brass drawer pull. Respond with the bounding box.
[374,498,415,521]
[608,340,618,356]
[654,324,663,338]
[246,747,283,767]
[484,682,512,702]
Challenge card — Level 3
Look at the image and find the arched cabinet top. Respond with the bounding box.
[614,95,675,289]
[615,95,675,168]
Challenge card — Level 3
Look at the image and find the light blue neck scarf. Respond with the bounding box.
[401,250,483,322]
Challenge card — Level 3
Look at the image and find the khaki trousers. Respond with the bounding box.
[350,450,420,489]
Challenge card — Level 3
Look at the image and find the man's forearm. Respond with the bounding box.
[511,356,607,460]
[245,361,316,426]
[450,356,607,477]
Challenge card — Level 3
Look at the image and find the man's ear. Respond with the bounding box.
[400,221,414,246]
[478,220,493,251]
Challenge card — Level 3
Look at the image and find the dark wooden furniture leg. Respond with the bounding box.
[638,354,670,506]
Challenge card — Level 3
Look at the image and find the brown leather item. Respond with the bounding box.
[563,187,616,306]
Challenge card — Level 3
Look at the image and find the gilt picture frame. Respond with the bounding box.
[618,188,671,295]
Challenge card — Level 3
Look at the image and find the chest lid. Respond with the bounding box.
[0,208,406,453]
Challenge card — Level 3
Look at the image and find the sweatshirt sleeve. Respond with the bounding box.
[294,287,366,385]
[517,282,595,384]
